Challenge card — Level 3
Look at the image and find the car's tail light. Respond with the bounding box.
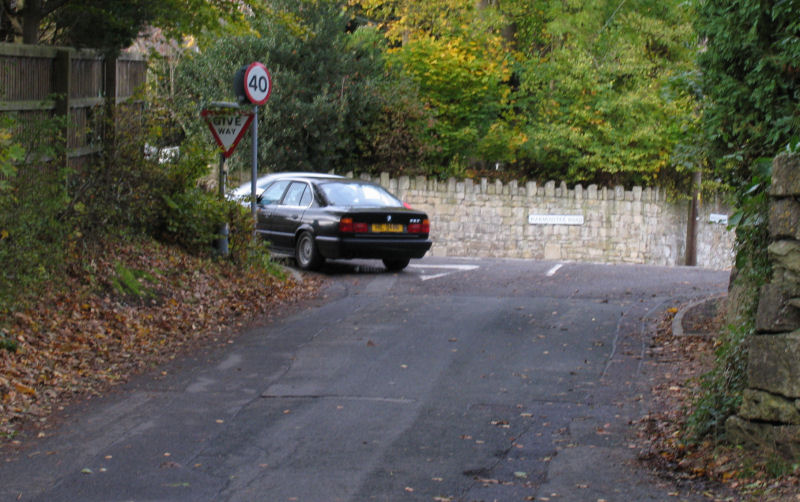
[339,217,353,233]
[408,219,430,234]
[339,217,369,233]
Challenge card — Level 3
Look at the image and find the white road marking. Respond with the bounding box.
[407,264,479,281]
[546,263,564,277]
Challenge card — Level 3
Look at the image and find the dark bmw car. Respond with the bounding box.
[254,174,432,271]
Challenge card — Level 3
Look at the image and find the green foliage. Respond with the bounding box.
[111,262,159,299]
[371,0,524,176]
[347,27,435,175]
[518,0,697,187]
[4,0,246,52]
[389,30,516,175]
[0,113,71,307]
[0,331,18,353]
[160,188,230,252]
[765,455,799,478]
[62,95,237,260]
[686,0,799,442]
[68,107,165,237]
[687,161,771,441]
[54,0,169,53]
[694,0,800,179]
[0,116,23,193]
[352,0,699,186]
[175,0,419,178]
[726,159,772,271]
[687,320,750,440]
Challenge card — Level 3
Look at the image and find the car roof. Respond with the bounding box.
[268,172,343,180]
[228,172,343,197]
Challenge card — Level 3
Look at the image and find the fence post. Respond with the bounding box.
[53,49,71,169]
[102,55,118,159]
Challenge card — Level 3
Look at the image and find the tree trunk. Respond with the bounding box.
[476,0,517,50]
[685,169,702,266]
[22,0,44,44]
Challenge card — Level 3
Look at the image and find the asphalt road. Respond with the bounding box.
[0,257,729,502]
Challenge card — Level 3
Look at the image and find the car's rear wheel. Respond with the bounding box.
[295,231,324,271]
[382,257,410,272]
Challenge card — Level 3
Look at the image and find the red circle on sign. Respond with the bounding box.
[243,62,272,105]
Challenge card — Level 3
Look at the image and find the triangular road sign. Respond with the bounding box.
[201,109,255,158]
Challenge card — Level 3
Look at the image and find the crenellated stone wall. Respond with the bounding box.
[357,172,734,269]
[726,153,800,459]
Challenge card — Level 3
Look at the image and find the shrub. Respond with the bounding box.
[0,114,71,307]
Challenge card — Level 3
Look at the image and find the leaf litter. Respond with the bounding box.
[636,300,800,501]
[1,238,321,447]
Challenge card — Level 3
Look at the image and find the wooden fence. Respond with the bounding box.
[0,43,146,167]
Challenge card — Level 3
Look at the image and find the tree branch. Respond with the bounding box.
[42,0,73,17]
[1,0,23,35]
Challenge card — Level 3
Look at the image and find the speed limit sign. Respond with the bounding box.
[235,62,272,106]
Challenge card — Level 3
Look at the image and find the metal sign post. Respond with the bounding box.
[250,106,258,218]
[217,152,229,256]
[199,61,272,255]
[234,61,273,220]
[201,101,254,256]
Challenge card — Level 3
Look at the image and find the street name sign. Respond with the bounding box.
[528,214,585,225]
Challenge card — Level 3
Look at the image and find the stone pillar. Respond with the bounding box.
[726,153,800,459]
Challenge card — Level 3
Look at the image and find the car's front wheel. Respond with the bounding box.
[382,257,410,272]
[295,231,324,271]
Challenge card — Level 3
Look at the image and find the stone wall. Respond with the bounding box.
[361,172,734,269]
[726,153,800,459]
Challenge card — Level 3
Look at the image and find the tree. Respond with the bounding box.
[516,0,697,188]
[1,0,245,54]
[694,0,800,186]
[684,0,800,440]
[693,0,800,273]
[351,0,523,176]
[176,0,427,176]
[350,0,698,185]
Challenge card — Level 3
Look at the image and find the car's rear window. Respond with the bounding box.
[319,181,403,208]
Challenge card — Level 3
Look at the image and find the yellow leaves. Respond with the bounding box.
[14,382,36,396]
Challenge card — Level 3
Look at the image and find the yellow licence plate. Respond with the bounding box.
[371,223,404,233]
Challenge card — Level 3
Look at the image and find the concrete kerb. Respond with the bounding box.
[672,293,727,337]
[277,262,306,283]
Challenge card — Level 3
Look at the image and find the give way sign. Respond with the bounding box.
[201,109,255,158]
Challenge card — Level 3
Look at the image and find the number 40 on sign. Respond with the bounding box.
[234,62,272,106]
